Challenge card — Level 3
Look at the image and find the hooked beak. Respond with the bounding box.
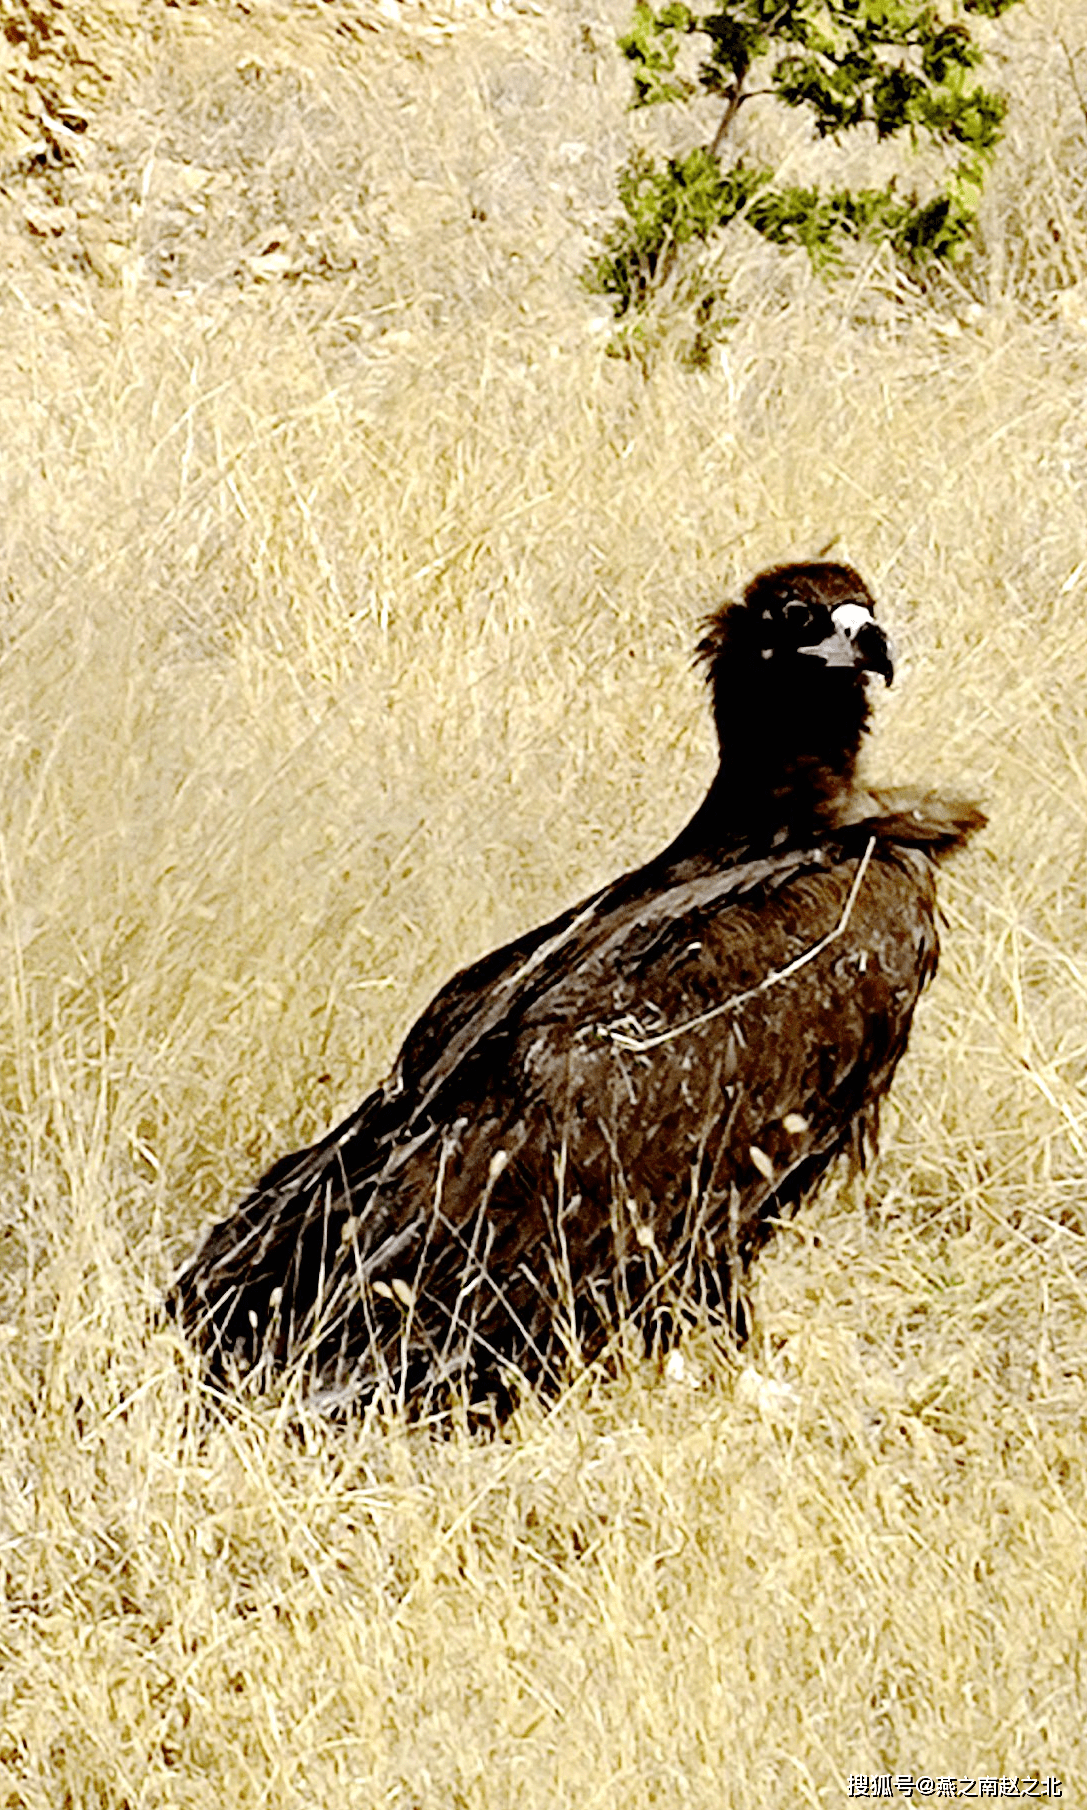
[799,602,895,687]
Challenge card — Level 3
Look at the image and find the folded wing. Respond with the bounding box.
[172,805,971,1405]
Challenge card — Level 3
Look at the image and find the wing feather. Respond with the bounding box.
[175,829,944,1399]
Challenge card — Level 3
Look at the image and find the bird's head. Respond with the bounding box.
[696,561,895,826]
[698,561,894,695]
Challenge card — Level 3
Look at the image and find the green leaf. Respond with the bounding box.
[589,0,1027,317]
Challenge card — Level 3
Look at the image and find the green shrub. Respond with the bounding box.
[588,0,1026,317]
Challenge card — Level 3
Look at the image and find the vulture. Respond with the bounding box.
[171,561,983,1411]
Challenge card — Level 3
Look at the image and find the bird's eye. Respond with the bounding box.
[782,598,812,631]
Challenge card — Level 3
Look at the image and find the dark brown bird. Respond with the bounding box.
[171,561,983,1411]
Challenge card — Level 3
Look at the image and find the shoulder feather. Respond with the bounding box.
[832,786,986,855]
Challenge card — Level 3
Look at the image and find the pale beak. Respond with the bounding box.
[799,602,895,686]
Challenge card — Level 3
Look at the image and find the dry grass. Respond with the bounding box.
[0,1,1086,1803]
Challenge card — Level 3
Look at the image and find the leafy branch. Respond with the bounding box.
[588,0,1026,318]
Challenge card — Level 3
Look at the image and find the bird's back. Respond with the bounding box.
[172,790,981,1407]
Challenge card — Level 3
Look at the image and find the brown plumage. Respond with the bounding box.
[171,561,983,1411]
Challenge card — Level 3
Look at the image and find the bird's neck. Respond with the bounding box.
[664,737,863,868]
[705,677,868,847]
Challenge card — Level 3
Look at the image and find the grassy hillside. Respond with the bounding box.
[0,1,1085,1803]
